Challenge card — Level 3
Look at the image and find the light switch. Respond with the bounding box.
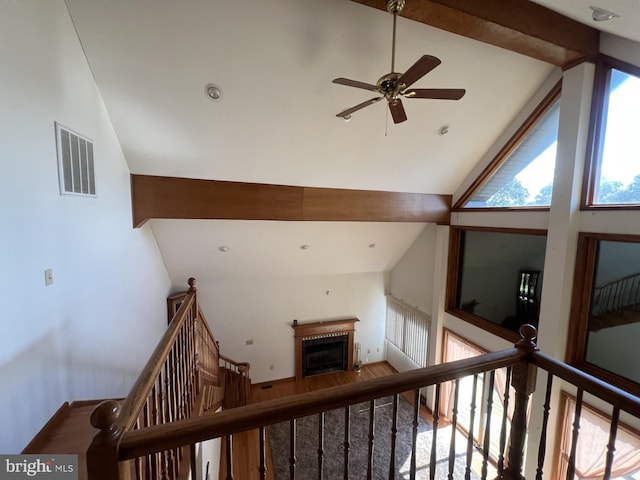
[44,268,54,286]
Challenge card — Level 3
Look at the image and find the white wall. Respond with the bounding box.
[196,272,387,383]
[385,342,422,372]
[386,225,436,372]
[601,33,640,67]
[388,225,435,314]
[0,1,171,453]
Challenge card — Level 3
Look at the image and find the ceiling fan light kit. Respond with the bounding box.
[333,0,465,124]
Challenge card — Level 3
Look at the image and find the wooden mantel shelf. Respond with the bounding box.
[293,318,359,381]
[292,318,359,338]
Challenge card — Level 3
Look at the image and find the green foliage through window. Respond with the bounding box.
[464,94,560,209]
[593,67,640,205]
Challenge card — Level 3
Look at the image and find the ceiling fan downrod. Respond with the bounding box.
[387,0,405,73]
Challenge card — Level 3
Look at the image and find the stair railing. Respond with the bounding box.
[87,326,537,480]
[219,354,251,409]
[88,323,640,480]
[87,278,219,480]
[592,271,640,317]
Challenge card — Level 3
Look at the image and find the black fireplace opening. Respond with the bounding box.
[302,335,348,378]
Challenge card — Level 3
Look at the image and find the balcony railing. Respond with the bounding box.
[87,281,640,480]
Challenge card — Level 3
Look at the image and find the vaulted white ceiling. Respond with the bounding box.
[62,0,636,283]
[65,0,553,194]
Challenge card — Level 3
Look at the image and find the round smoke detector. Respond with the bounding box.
[205,83,222,101]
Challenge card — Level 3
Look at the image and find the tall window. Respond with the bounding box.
[385,294,430,367]
[447,228,547,340]
[567,233,640,395]
[585,57,640,207]
[455,82,560,209]
[556,393,640,479]
[440,331,519,467]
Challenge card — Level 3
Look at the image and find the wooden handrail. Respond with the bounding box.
[86,282,640,480]
[219,354,250,372]
[197,305,218,346]
[88,278,205,480]
[531,350,640,417]
[119,287,196,430]
[118,348,526,459]
[87,277,255,480]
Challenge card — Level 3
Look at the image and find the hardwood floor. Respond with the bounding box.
[219,362,433,480]
[250,361,397,403]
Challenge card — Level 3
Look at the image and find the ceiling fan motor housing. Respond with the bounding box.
[376,72,404,100]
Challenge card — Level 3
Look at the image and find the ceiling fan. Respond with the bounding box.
[333,0,465,124]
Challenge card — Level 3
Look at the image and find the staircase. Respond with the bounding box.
[590,271,640,331]
[23,279,640,480]
[23,278,250,480]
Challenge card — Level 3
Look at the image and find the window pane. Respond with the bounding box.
[457,230,546,333]
[558,395,640,480]
[595,69,640,204]
[585,240,640,382]
[465,100,559,208]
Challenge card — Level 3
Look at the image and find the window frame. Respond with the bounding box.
[441,329,489,443]
[453,81,561,211]
[446,226,548,343]
[582,55,640,210]
[566,232,640,396]
[553,391,640,480]
[441,329,519,468]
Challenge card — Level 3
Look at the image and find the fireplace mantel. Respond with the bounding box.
[292,318,359,380]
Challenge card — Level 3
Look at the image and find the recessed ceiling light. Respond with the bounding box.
[590,6,619,21]
[218,246,229,252]
[205,83,222,100]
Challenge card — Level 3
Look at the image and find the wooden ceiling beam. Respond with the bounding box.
[131,174,451,227]
[351,0,599,67]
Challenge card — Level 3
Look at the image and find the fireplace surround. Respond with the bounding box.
[292,318,359,380]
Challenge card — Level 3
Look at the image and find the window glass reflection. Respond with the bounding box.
[586,240,640,382]
[457,230,546,334]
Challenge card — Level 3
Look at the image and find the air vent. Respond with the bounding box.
[55,123,95,196]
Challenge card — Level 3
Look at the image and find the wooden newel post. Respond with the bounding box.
[500,324,538,480]
[87,400,125,480]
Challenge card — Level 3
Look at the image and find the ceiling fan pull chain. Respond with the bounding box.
[385,107,389,136]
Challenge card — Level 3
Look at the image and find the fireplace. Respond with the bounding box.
[292,318,359,380]
[302,334,349,377]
